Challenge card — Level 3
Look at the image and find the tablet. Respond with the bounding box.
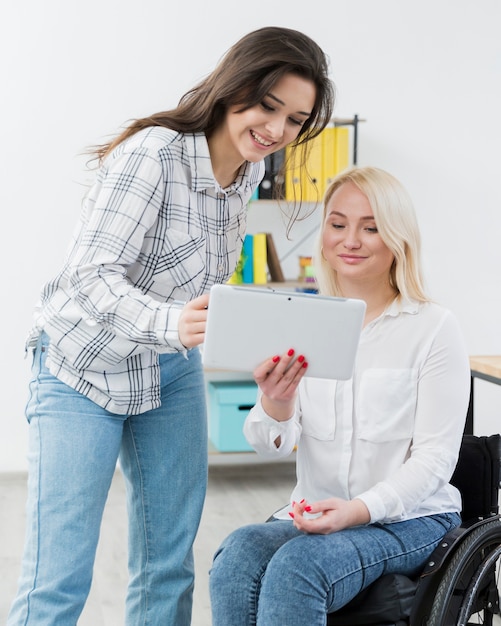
[202,284,366,380]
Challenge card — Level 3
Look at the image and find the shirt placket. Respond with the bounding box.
[336,378,355,496]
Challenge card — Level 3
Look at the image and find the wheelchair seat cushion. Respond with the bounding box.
[326,573,417,625]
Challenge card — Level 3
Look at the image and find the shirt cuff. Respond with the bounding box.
[259,398,296,427]
[155,303,186,352]
[356,483,405,524]
[245,399,296,452]
[355,491,386,524]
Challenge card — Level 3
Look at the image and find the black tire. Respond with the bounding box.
[426,518,501,625]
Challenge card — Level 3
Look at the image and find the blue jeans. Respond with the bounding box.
[8,333,208,626]
[209,512,461,626]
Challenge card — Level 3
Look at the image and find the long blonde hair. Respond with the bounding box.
[314,166,428,302]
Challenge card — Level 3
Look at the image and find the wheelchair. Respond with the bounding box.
[325,433,501,625]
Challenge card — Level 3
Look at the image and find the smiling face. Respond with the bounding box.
[211,73,316,172]
[321,182,395,289]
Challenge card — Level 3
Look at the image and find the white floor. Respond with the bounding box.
[0,454,296,625]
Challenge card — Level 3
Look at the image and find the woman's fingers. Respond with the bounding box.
[178,295,210,348]
[253,355,281,384]
[186,293,210,313]
[254,348,308,397]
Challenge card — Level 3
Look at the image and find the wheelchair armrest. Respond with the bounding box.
[419,515,500,578]
[410,514,501,624]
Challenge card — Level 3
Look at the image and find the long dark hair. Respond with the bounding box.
[92,27,335,163]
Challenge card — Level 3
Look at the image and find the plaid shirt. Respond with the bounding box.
[27,127,264,415]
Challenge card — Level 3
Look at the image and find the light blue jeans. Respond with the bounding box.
[8,332,207,626]
[209,512,461,626]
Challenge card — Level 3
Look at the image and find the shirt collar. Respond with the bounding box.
[385,296,420,317]
[185,133,259,195]
[362,296,420,336]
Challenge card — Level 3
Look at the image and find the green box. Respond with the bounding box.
[208,381,258,452]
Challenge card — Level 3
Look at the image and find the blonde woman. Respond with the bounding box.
[210,166,470,625]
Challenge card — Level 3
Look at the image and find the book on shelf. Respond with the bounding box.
[265,233,285,282]
[322,126,349,191]
[258,149,285,200]
[301,132,323,203]
[258,155,274,200]
[227,232,285,285]
[252,232,267,284]
[242,234,254,283]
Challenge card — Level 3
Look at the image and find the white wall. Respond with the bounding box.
[1,0,500,471]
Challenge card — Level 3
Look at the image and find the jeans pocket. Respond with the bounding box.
[25,334,48,423]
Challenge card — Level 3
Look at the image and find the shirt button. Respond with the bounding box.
[217,264,224,272]
[217,229,223,236]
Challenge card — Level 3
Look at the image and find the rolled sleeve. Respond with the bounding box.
[244,399,299,458]
[356,484,404,524]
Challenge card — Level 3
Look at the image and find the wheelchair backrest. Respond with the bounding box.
[450,433,501,521]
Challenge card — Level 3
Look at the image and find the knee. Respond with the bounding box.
[210,524,265,582]
[260,535,344,601]
[262,540,319,594]
[257,541,331,622]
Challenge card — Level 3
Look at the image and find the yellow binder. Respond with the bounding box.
[322,126,350,191]
[301,132,323,203]
[253,233,268,284]
[284,145,302,202]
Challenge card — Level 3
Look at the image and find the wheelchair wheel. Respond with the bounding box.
[426,518,501,625]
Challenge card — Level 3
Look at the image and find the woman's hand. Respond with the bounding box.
[178,294,210,348]
[254,348,308,422]
[289,497,371,534]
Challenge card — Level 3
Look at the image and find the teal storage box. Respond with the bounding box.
[208,381,258,452]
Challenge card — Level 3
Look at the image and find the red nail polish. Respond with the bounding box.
[300,499,305,504]
[288,511,295,519]
[298,355,305,363]
[272,355,280,363]
[304,505,312,512]
[288,348,294,357]
[302,361,308,368]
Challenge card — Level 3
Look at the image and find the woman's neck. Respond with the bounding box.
[207,130,244,189]
[338,279,398,326]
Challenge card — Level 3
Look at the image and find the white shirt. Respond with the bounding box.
[244,299,471,524]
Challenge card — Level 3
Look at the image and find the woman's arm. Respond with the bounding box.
[243,350,307,457]
[66,147,198,351]
[357,311,471,523]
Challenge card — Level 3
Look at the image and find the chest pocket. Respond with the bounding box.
[148,229,206,299]
[357,368,417,442]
